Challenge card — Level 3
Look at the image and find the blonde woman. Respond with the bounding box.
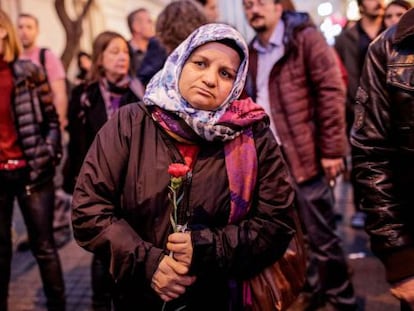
[0,9,64,311]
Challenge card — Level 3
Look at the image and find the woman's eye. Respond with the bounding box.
[220,70,233,79]
[194,61,206,68]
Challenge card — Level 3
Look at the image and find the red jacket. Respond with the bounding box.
[246,12,347,183]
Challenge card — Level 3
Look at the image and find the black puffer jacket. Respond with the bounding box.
[12,60,61,187]
[351,9,414,284]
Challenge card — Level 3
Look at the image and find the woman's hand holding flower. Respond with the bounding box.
[151,255,196,302]
[167,232,193,268]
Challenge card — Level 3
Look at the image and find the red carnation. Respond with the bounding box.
[168,163,190,178]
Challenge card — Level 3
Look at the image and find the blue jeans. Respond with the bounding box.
[296,174,356,310]
[0,168,66,311]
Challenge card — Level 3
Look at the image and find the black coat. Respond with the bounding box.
[63,80,141,193]
[72,103,295,310]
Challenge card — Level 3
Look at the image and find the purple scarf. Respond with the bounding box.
[151,97,268,223]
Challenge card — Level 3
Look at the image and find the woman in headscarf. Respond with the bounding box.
[72,23,295,310]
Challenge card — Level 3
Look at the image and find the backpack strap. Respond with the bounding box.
[39,48,48,69]
[39,48,50,81]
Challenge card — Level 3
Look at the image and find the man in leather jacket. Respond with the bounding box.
[335,0,385,230]
[351,8,414,310]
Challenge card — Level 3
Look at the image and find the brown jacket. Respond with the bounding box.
[72,103,295,309]
[247,12,347,183]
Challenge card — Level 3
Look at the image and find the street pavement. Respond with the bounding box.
[8,176,400,311]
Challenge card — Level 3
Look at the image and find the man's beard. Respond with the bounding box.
[362,3,384,20]
[250,15,268,33]
[365,11,384,20]
[21,40,34,49]
[250,20,268,33]
[252,24,268,33]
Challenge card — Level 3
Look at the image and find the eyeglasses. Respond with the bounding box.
[243,0,274,10]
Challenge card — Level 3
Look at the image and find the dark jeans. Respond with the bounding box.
[0,168,66,311]
[296,175,356,310]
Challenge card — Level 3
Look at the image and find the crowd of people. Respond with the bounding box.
[0,0,413,310]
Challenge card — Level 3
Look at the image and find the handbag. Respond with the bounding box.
[248,208,307,311]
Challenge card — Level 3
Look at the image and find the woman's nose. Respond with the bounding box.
[202,70,217,87]
[119,51,129,60]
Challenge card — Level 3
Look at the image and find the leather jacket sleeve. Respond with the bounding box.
[351,28,414,283]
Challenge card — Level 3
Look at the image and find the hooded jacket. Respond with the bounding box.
[246,11,347,184]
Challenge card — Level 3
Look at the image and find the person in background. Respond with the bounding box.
[242,0,357,310]
[64,31,144,311]
[0,9,65,311]
[335,0,385,229]
[73,51,92,85]
[194,0,220,22]
[17,13,72,249]
[351,8,414,311]
[126,8,155,73]
[72,23,296,311]
[137,0,208,86]
[17,13,68,130]
[383,0,412,28]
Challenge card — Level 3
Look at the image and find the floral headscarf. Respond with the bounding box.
[143,23,250,141]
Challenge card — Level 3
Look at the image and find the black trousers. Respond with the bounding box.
[296,175,357,310]
[0,168,66,311]
[92,254,114,311]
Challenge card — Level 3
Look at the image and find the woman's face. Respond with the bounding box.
[101,37,130,82]
[384,4,408,28]
[178,42,241,111]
